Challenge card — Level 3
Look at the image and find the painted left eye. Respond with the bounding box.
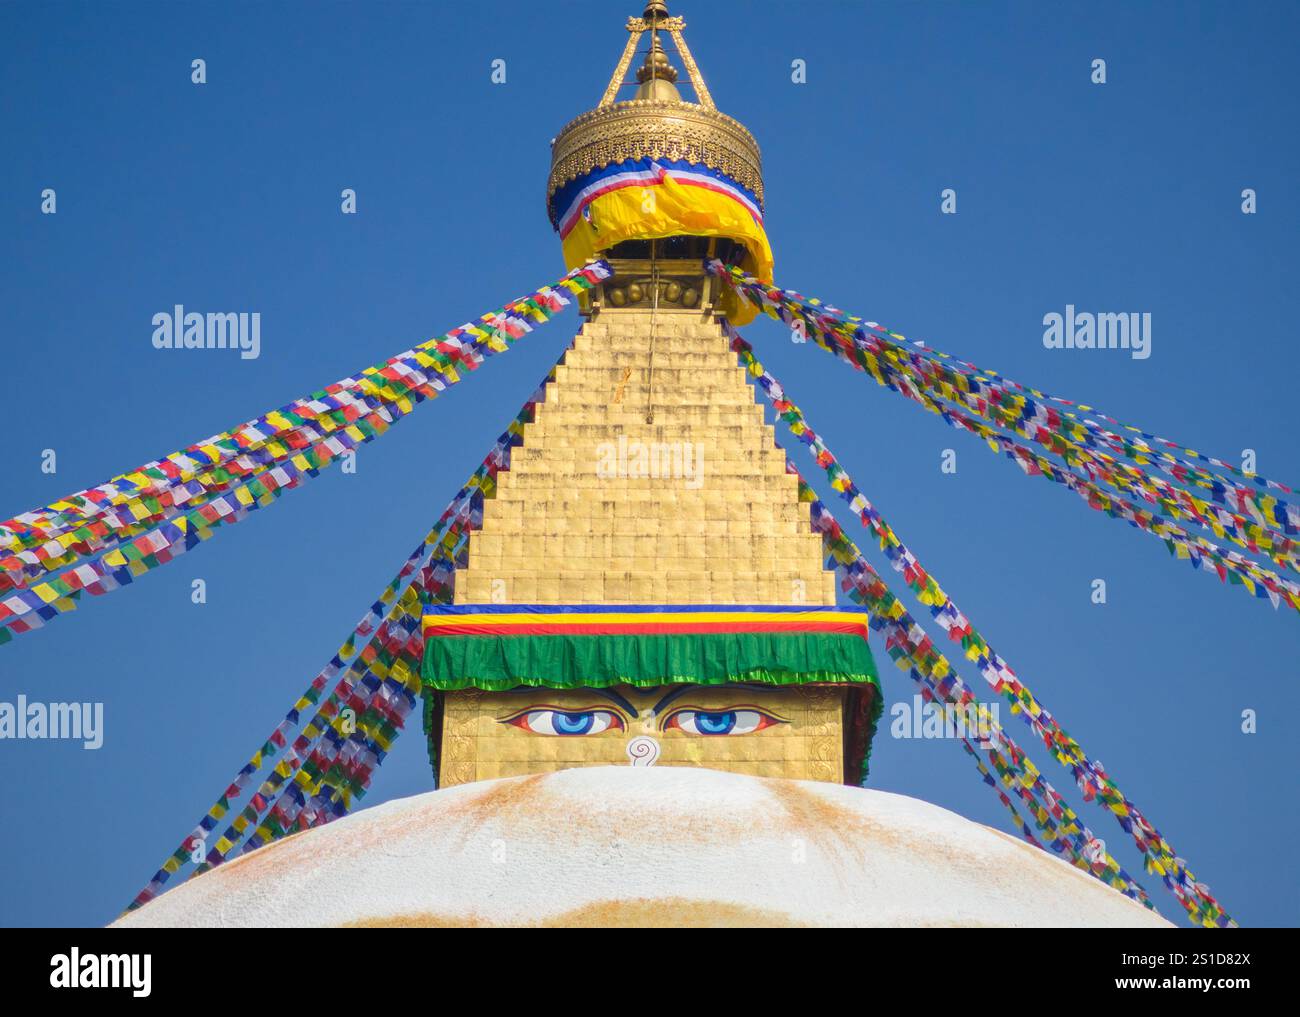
[664,709,781,735]
[504,709,624,736]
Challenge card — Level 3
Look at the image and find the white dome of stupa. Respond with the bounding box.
[114,767,1171,928]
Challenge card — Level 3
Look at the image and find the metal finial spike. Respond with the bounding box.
[636,32,679,85]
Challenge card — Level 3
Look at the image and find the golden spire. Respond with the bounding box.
[547,1,763,224]
[595,1,712,109]
[634,32,680,102]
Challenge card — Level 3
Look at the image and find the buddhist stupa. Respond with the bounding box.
[115,2,1170,929]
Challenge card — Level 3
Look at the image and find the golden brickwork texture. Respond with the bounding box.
[454,309,837,608]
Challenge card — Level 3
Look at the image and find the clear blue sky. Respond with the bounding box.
[1,0,1296,927]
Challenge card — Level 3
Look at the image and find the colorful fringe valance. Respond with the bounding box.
[422,605,879,691]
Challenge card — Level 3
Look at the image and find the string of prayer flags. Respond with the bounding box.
[713,261,1294,550]
[728,323,1232,928]
[708,265,1300,614]
[809,478,1226,929]
[125,537,436,911]
[0,396,403,592]
[0,272,604,644]
[244,522,471,844]
[284,367,566,829]
[1,462,317,645]
[708,259,1296,511]
[0,430,395,644]
[0,260,611,590]
[709,259,1298,568]
[787,464,1157,913]
[792,465,1221,923]
[831,330,1300,573]
[126,363,558,911]
[957,732,1043,850]
[248,599,425,849]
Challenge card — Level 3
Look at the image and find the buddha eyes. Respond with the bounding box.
[503,709,625,736]
[663,709,781,736]
[500,706,784,736]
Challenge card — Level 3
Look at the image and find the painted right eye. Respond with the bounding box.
[663,709,782,736]
[502,709,624,736]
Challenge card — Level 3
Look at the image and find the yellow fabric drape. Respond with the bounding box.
[559,171,774,325]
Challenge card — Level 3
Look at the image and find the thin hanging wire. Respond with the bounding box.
[646,239,659,424]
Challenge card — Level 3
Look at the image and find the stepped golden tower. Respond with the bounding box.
[425,2,880,789]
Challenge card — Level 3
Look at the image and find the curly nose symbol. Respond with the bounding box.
[626,736,660,767]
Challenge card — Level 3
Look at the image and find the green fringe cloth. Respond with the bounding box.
[422,630,877,690]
